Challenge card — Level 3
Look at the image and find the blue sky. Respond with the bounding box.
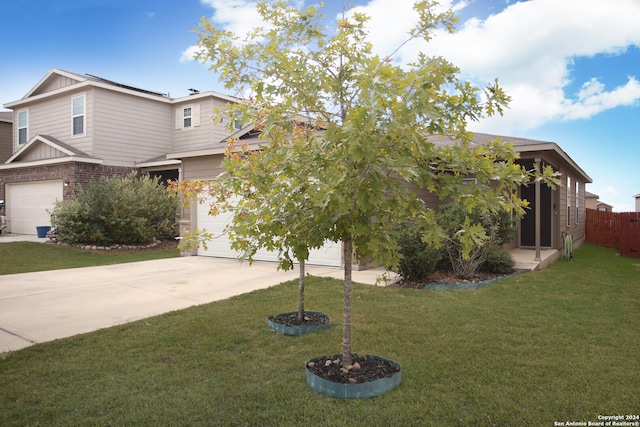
[2,0,639,211]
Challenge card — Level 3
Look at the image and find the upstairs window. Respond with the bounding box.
[72,95,85,136]
[183,107,192,128]
[17,110,28,145]
[176,105,200,130]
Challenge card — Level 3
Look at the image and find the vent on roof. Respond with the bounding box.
[85,74,168,97]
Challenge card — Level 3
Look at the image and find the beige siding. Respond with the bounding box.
[179,155,226,222]
[173,97,234,151]
[31,75,81,97]
[20,144,66,161]
[16,90,93,155]
[0,121,11,162]
[92,88,172,165]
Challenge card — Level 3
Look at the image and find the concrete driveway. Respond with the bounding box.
[0,245,388,353]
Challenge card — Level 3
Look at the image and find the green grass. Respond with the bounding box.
[0,241,180,275]
[1,244,638,425]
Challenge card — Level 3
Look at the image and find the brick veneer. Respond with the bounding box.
[0,162,138,202]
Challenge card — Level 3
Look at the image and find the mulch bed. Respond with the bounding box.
[394,269,515,289]
[268,312,329,327]
[306,355,400,384]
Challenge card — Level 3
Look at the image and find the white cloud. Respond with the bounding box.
[351,0,640,133]
[179,44,204,63]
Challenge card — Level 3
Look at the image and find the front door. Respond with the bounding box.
[520,181,552,247]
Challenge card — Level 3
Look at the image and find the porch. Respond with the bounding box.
[510,248,560,271]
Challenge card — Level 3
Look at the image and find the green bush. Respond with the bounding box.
[481,245,515,274]
[437,203,517,278]
[53,172,178,245]
[389,219,442,280]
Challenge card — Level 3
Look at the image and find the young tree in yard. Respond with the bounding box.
[193,0,556,366]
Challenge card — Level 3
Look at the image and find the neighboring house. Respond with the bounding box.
[634,194,640,212]
[1,69,592,267]
[585,191,599,210]
[596,202,613,212]
[0,111,12,163]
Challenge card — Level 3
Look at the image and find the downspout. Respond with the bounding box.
[534,157,541,262]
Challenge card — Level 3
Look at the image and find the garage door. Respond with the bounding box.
[6,181,63,235]
[196,198,342,266]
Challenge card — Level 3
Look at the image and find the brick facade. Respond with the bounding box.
[0,162,137,203]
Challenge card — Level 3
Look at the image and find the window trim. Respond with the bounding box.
[566,176,572,226]
[17,109,28,145]
[71,93,86,137]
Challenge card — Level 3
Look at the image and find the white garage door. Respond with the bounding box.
[6,181,63,235]
[196,198,342,266]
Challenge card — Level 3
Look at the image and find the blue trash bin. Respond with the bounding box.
[36,226,51,238]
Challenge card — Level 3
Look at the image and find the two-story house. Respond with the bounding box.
[1,69,591,268]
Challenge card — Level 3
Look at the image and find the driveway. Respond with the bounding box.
[0,252,388,353]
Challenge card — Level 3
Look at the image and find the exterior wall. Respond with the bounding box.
[636,197,640,212]
[173,97,233,152]
[31,74,81,96]
[16,143,66,162]
[0,119,11,163]
[13,89,94,156]
[0,162,137,205]
[178,154,225,232]
[92,88,172,165]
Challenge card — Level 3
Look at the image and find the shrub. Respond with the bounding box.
[481,245,515,274]
[389,219,442,280]
[53,172,178,245]
[437,203,517,279]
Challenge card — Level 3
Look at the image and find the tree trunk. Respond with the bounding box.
[342,238,353,367]
[297,259,305,322]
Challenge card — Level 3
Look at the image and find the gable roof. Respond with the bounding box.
[0,134,101,169]
[429,132,592,184]
[3,68,242,109]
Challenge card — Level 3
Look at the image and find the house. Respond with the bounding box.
[634,194,640,212]
[596,201,613,212]
[1,69,592,268]
[0,111,12,163]
[585,191,599,210]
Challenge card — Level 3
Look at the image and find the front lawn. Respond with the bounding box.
[0,244,638,425]
[0,240,180,275]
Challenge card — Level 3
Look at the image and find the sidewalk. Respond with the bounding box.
[0,236,391,353]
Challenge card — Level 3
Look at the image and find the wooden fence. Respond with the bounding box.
[585,209,640,257]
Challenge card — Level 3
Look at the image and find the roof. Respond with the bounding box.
[429,132,592,184]
[3,68,242,109]
[585,191,599,198]
[0,134,102,170]
[0,111,11,123]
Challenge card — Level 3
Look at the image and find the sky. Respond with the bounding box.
[1,0,639,211]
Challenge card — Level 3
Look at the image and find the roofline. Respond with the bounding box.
[0,157,103,170]
[4,69,244,109]
[136,159,182,168]
[5,134,84,164]
[515,141,592,183]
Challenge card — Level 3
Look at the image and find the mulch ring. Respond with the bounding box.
[306,355,400,384]
[268,312,329,327]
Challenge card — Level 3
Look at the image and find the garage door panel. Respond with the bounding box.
[196,198,341,266]
[7,181,63,235]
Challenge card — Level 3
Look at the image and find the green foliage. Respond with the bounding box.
[481,245,516,274]
[437,203,516,278]
[389,219,442,280]
[53,173,178,245]
[192,0,558,364]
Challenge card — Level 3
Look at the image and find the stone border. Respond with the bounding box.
[54,240,162,251]
[421,269,527,291]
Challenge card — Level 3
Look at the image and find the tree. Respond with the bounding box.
[193,0,556,366]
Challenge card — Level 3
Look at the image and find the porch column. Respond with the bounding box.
[534,157,541,262]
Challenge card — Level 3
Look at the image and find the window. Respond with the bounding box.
[176,105,199,130]
[233,111,243,130]
[575,181,579,224]
[183,107,192,128]
[566,176,571,226]
[17,110,28,145]
[72,95,85,136]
